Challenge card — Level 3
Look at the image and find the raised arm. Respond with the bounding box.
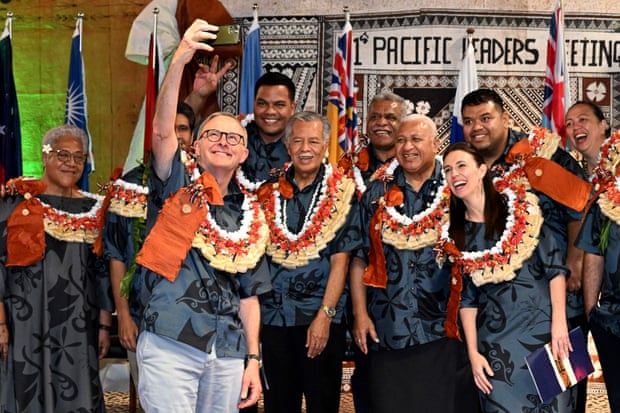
[151,19,217,179]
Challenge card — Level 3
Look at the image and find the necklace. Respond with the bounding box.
[437,172,542,286]
[282,176,322,236]
[263,163,355,269]
[40,191,104,243]
[379,158,451,250]
[192,188,269,273]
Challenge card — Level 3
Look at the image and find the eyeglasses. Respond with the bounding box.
[52,149,87,164]
[199,129,245,146]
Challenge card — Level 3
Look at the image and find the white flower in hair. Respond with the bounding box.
[42,144,52,154]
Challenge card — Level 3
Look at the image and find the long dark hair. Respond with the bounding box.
[442,142,508,249]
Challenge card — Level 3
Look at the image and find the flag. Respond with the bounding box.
[450,39,478,144]
[239,12,262,114]
[0,17,22,183]
[65,17,93,190]
[542,1,569,145]
[327,18,358,165]
[123,27,165,173]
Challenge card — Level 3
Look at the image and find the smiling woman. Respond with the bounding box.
[0,125,114,413]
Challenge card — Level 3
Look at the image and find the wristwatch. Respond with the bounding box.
[246,353,262,367]
[321,305,337,318]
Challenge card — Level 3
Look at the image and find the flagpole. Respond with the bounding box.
[76,12,83,53]
[466,27,474,49]
[253,3,258,21]
[344,6,350,25]
[6,12,13,38]
[152,7,159,71]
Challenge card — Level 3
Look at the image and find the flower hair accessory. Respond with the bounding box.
[42,144,52,154]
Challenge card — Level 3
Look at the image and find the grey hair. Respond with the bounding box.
[284,111,331,144]
[370,91,407,119]
[401,113,437,137]
[41,125,88,153]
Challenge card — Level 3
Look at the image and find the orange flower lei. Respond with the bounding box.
[262,163,355,269]
[379,158,451,250]
[106,179,148,219]
[191,184,269,273]
[595,130,620,224]
[40,191,104,244]
[437,171,542,286]
[526,126,561,160]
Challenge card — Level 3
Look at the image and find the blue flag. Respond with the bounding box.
[65,18,93,191]
[0,18,22,183]
[450,40,478,144]
[239,16,262,115]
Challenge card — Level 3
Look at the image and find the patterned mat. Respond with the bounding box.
[105,388,609,413]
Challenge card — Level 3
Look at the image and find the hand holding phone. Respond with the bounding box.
[202,24,241,47]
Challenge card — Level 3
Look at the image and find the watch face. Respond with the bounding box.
[325,307,336,317]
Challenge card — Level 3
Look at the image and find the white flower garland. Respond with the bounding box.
[204,193,254,242]
[236,167,265,192]
[273,163,331,241]
[437,172,543,287]
[383,157,446,226]
[352,165,367,195]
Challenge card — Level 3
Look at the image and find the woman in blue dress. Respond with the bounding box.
[440,142,576,412]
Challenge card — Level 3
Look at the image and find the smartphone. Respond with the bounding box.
[203,24,241,46]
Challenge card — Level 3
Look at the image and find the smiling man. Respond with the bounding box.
[461,88,590,413]
[349,114,478,413]
[257,111,361,413]
[241,72,297,185]
[133,19,272,413]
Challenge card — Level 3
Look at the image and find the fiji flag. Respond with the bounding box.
[327,18,357,165]
[65,17,94,191]
[450,40,478,144]
[239,11,262,115]
[542,1,569,145]
[0,17,22,183]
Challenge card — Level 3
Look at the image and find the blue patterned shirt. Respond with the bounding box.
[102,165,147,323]
[260,165,363,327]
[241,121,291,183]
[492,128,586,319]
[358,160,451,351]
[137,151,272,356]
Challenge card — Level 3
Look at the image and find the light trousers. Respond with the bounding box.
[137,331,243,413]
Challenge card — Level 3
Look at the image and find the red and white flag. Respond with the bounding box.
[542,1,569,145]
[327,13,358,165]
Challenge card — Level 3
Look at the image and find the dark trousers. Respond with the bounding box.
[350,345,371,413]
[368,338,479,413]
[262,323,346,413]
[590,319,620,413]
